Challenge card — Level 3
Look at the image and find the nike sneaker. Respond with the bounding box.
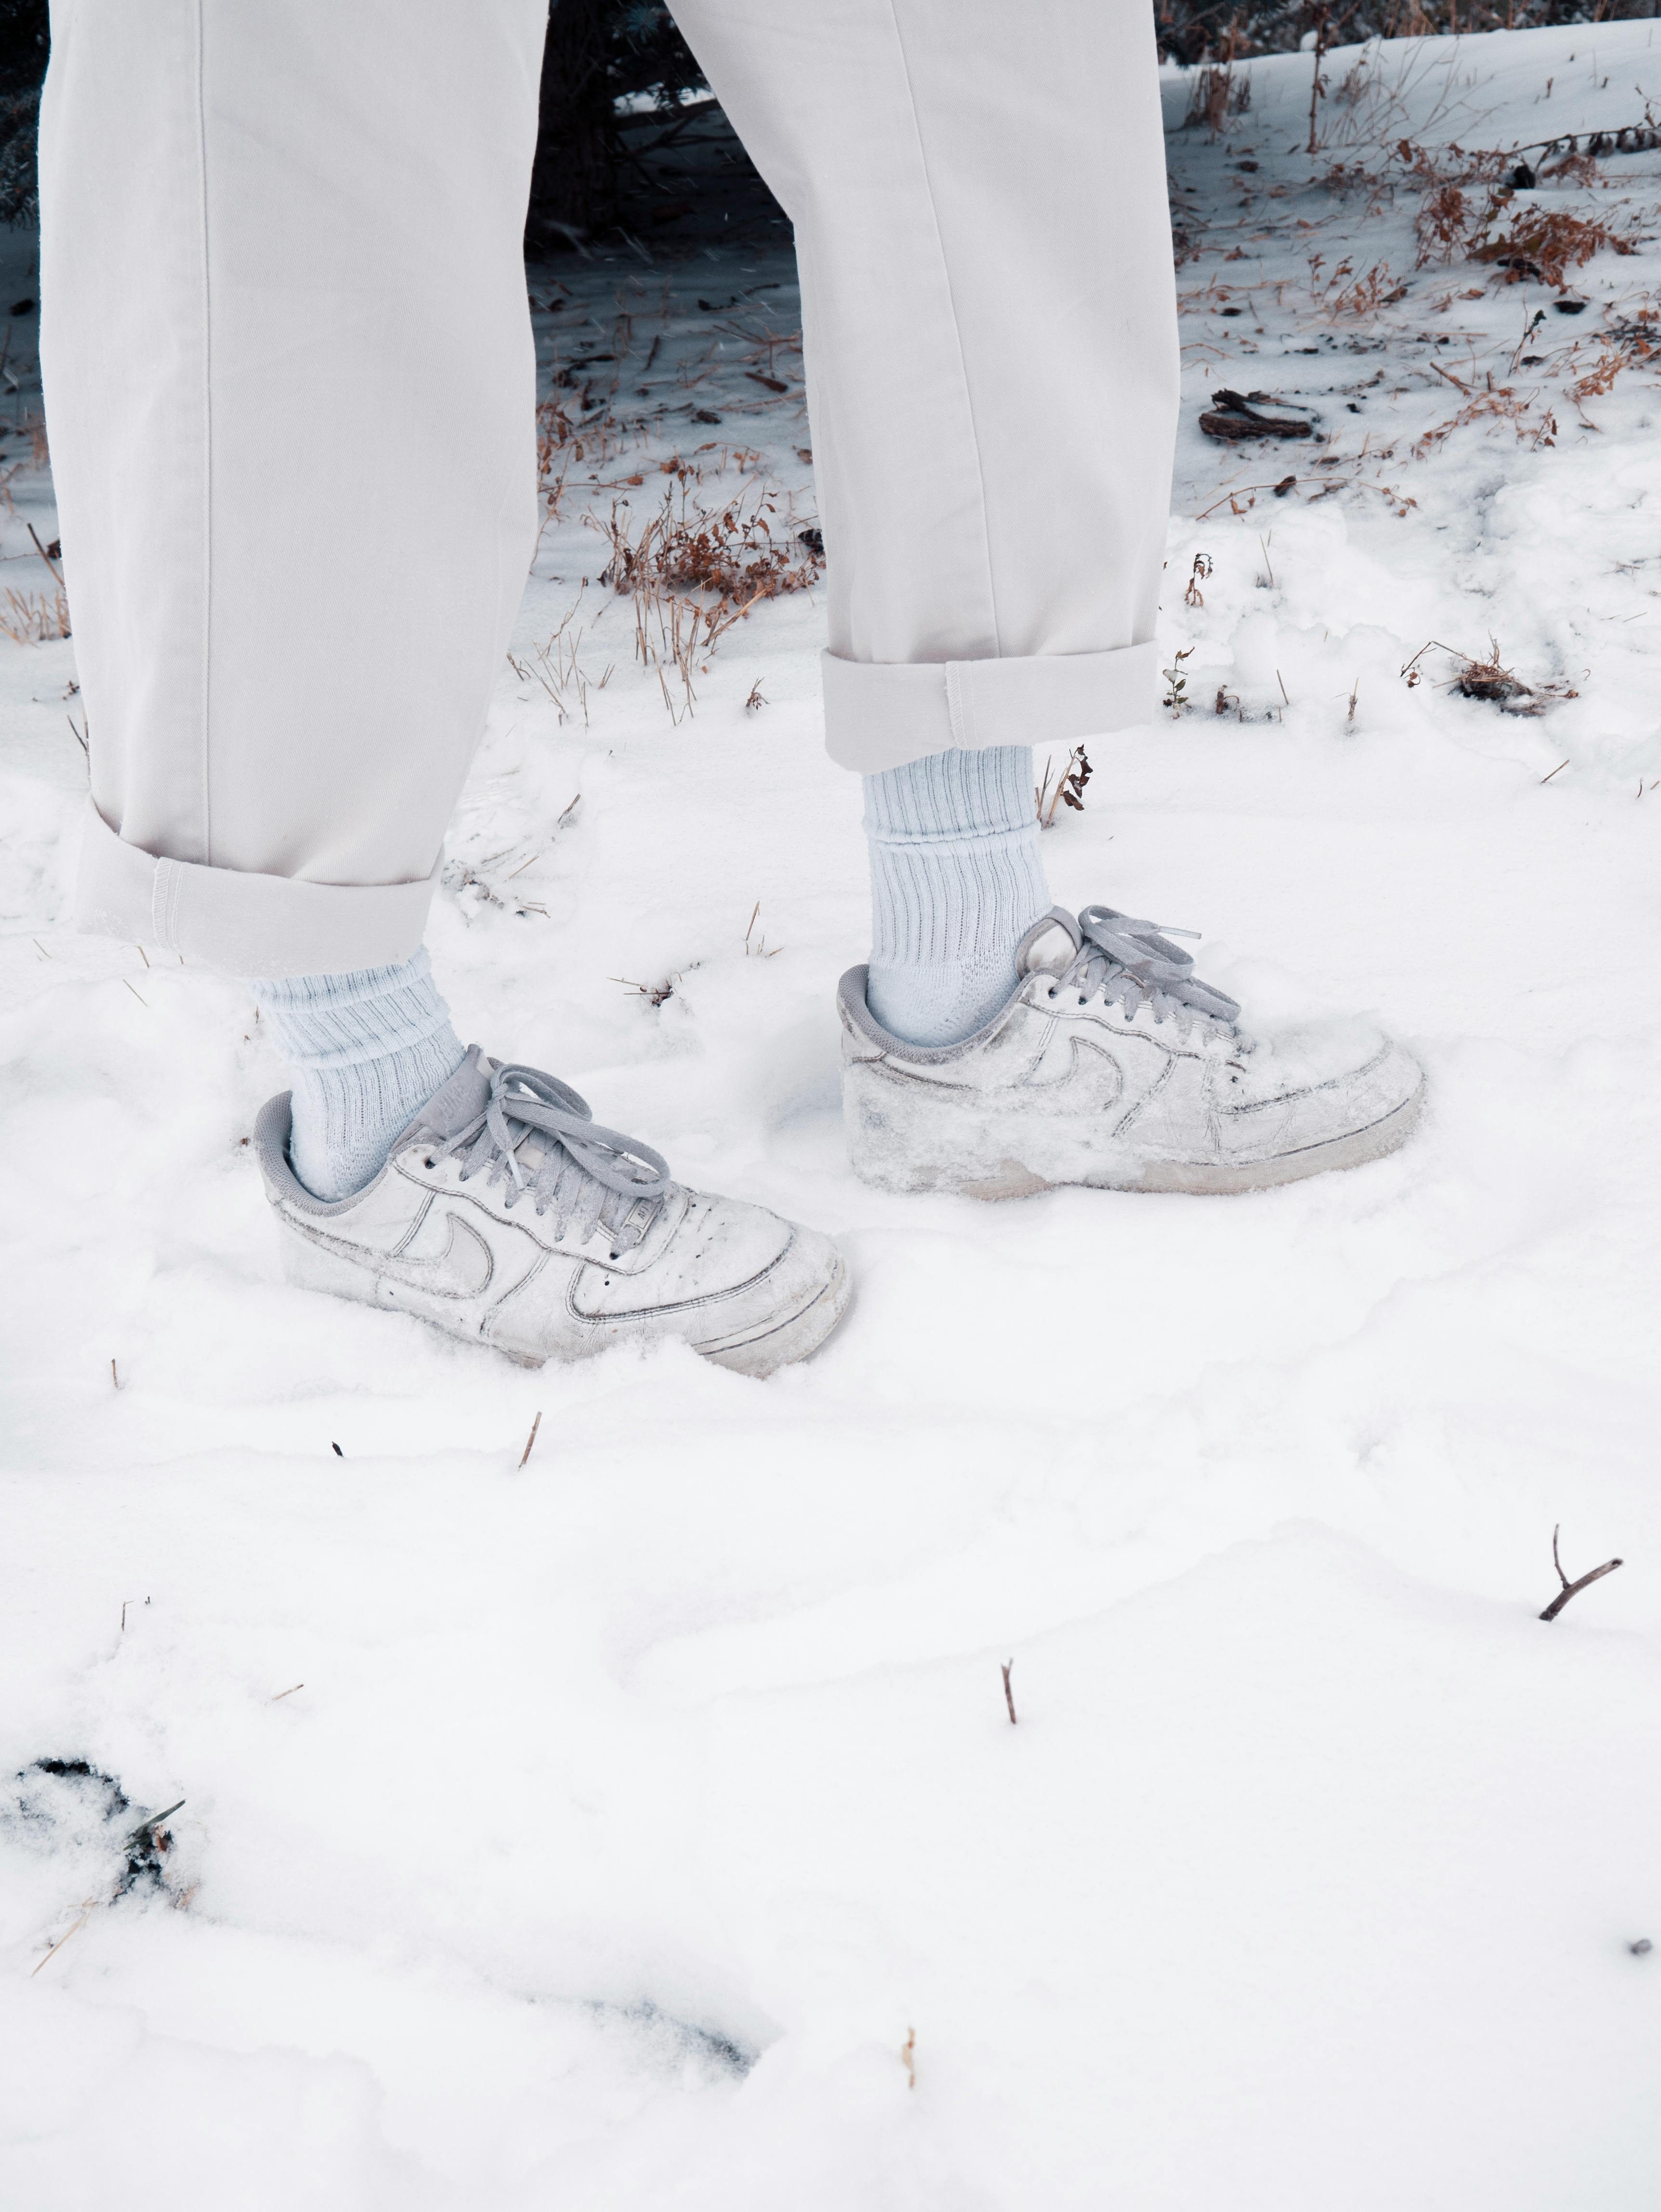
[840,904,1424,1198]
[254,1047,850,1375]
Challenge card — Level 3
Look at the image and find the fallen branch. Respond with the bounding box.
[1539,1523,1623,1622]
[1200,385,1315,441]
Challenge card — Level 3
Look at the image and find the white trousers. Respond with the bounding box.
[42,0,1177,976]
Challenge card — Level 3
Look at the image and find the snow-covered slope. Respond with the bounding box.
[3,25,1661,2208]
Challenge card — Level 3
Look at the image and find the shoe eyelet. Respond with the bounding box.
[423,1157,436,1170]
[1046,985,1059,1001]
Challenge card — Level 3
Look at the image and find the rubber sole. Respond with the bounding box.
[870,1078,1427,1202]
[281,1222,853,1378]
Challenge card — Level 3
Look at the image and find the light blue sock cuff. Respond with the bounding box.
[862,746,1050,1045]
[251,948,456,1072]
[863,744,1035,848]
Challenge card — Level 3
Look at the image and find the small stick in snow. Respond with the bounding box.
[26,520,63,584]
[30,1897,100,1976]
[1539,759,1569,786]
[1539,1524,1623,1622]
[901,2027,916,2089]
[127,1799,185,1844]
[1001,1659,1017,1726]
[110,1356,119,1389]
[519,1410,543,1469]
[271,1683,304,1702]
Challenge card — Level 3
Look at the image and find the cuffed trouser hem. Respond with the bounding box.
[820,642,1160,774]
[73,804,439,978]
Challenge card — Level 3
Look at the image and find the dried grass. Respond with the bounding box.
[586,479,821,719]
[0,584,69,642]
[1186,60,1251,134]
[1471,207,1638,291]
[507,599,614,727]
[1309,252,1409,318]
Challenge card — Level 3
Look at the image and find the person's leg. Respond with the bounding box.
[42,0,547,978]
[674,0,1423,1187]
[41,0,849,1368]
[669,0,1176,1045]
[42,0,540,1200]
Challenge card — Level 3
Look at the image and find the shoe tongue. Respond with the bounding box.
[1015,907,1081,977]
[408,1045,492,1142]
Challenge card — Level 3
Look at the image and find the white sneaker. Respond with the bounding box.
[254,1048,850,1375]
[840,906,1424,1198]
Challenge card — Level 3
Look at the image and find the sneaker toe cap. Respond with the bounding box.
[574,1192,850,1372]
[1227,1026,1424,1157]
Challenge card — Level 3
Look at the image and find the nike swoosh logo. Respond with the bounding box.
[294,1207,496,1301]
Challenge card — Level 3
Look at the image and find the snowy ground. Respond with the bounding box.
[4,24,1661,2207]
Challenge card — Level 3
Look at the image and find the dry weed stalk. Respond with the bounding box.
[612,972,678,1007]
[1472,207,1638,291]
[1035,746,1093,826]
[508,600,614,726]
[742,900,782,958]
[1416,382,1556,453]
[1308,251,1408,318]
[1303,1,1342,156]
[1185,58,1250,133]
[1399,635,1575,713]
[587,479,821,720]
[0,584,69,642]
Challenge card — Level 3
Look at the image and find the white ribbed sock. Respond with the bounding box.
[863,745,1051,1047]
[251,948,467,1201]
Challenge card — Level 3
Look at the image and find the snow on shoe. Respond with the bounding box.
[256,1047,849,1374]
[840,905,1423,1198]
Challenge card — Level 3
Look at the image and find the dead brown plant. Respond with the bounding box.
[1035,746,1093,826]
[1471,207,1638,291]
[0,584,69,642]
[586,480,822,721]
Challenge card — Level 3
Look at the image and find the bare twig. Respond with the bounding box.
[1001,1659,1017,1725]
[1539,1523,1623,1621]
[270,1683,304,1701]
[30,1898,99,1975]
[901,2027,916,2089]
[518,1410,543,1470]
[1539,759,1569,785]
[26,521,63,585]
[128,1800,185,1842]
